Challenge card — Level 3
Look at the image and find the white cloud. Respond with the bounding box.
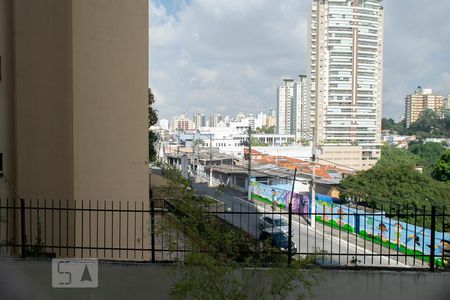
[150,0,309,119]
[150,0,450,120]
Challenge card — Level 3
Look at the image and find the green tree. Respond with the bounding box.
[192,138,204,148]
[148,88,158,162]
[432,149,450,182]
[408,142,446,173]
[381,117,408,135]
[409,109,450,137]
[260,126,275,134]
[339,146,450,228]
[251,137,267,146]
[376,146,417,168]
[160,166,319,300]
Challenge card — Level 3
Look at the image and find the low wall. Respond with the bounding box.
[0,259,449,300]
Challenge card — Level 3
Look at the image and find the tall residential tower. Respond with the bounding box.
[276,75,309,141]
[308,0,384,169]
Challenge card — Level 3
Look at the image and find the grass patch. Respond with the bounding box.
[251,194,286,209]
[316,216,355,233]
[358,230,445,266]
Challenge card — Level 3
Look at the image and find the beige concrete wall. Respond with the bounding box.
[0,0,15,199]
[1,261,450,300]
[11,0,148,202]
[72,0,149,202]
[320,145,364,171]
[13,0,75,200]
[1,1,149,258]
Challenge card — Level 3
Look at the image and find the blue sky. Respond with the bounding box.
[150,0,450,121]
[152,0,190,19]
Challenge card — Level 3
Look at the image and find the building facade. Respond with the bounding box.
[192,113,206,129]
[159,119,170,131]
[209,114,222,127]
[0,0,149,259]
[277,78,295,135]
[405,87,445,127]
[172,113,192,132]
[277,76,309,140]
[293,74,310,141]
[308,0,384,169]
[0,0,148,201]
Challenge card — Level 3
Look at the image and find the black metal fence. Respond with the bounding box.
[0,197,449,271]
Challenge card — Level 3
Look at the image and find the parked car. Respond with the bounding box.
[259,228,297,253]
[259,214,291,235]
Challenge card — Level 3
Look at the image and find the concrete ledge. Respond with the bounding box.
[1,258,449,300]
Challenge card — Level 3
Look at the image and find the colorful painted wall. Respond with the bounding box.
[250,181,450,263]
[250,181,311,222]
[315,199,450,261]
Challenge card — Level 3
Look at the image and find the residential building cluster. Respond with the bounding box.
[159,108,277,133]
[405,87,449,127]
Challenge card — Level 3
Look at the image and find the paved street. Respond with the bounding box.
[192,176,415,268]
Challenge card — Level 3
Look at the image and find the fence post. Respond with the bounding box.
[20,198,26,258]
[150,190,155,263]
[288,201,292,266]
[430,206,436,271]
[288,168,297,266]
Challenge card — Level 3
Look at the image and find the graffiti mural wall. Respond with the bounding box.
[250,180,449,263]
[315,199,450,259]
[250,181,312,222]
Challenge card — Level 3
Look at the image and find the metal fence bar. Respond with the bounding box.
[20,199,26,258]
[151,195,156,263]
[1,198,449,270]
[430,206,436,271]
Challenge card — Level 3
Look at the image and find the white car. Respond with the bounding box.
[259,214,291,235]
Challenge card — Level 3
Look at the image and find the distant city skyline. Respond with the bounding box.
[150,0,450,121]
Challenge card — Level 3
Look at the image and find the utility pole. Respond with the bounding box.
[177,134,180,170]
[311,141,316,228]
[247,126,252,201]
[191,133,195,178]
[288,168,297,265]
[297,128,317,228]
[209,134,213,186]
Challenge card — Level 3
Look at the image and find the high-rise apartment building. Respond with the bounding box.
[266,108,276,127]
[266,116,276,128]
[159,119,169,131]
[277,76,309,140]
[172,113,192,131]
[405,87,445,127]
[308,0,384,169]
[255,112,267,129]
[277,79,294,135]
[293,75,310,141]
[209,114,222,127]
[192,113,206,129]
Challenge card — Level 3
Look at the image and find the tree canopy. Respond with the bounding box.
[381,109,450,138]
[408,142,447,173]
[148,88,158,162]
[432,149,450,182]
[338,146,450,227]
